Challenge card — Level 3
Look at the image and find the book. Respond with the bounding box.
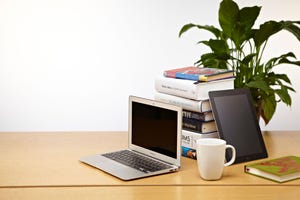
[154,92,211,113]
[164,66,234,82]
[182,118,217,133]
[244,155,300,183]
[155,76,234,100]
[182,110,214,122]
[181,129,219,159]
[181,129,219,149]
[182,146,197,159]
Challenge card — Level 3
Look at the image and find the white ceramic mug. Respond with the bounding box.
[196,138,236,180]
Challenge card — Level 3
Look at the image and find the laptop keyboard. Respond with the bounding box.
[102,150,171,173]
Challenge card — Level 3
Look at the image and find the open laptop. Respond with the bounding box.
[80,96,182,181]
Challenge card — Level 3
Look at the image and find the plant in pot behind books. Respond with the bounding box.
[179,0,300,125]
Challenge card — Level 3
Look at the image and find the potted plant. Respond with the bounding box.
[179,0,300,125]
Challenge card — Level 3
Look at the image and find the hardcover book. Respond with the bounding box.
[182,146,197,159]
[244,155,300,183]
[182,118,217,133]
[154,92,211,113]
[155,76,234,100]
[181,130,219,159]
[181,129,219,149]
[164,66,234,82]
[182,110,214,122]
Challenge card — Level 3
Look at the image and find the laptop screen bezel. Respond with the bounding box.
[128,96,182,167]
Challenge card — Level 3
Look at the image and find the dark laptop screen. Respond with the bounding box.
[131,101,178,158]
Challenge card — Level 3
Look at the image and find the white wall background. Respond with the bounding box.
[0,0,299,132]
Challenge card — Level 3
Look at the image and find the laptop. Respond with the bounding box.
[80,96,182,180]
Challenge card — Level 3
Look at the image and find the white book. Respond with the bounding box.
[181,129,219,149]
[154,92,211,112]
[155,76,234,100]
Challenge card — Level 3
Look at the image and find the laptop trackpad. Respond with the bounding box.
[80,154,145,180]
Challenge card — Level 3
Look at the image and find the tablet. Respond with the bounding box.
[209,88,268,164]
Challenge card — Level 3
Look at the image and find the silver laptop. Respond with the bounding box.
[80,96,182,181]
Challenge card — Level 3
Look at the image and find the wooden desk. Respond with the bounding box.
[0,131,300,199]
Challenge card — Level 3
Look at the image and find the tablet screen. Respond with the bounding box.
[209,88,268,164]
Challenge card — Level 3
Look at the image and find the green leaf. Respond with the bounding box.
[278,55,300,66]
[206,39,229,53]
[200,52,230,69]
[239,6,261,30]
[179,23,222,39]
[196,25,222,38]
[179,23,197,37]
[219,0,239,38]
[281,21,300,42]
[254,21,282,48]
[254,21,300,48]
[241,53,257,65]
[265,52,300,72]
[265,52,295,70]
[274,73,292,84]
[246,79,270,92]
[197,40,209,46]
[219,1,260,47]
[275,88,292,106]
[261,94,277,124]
[232,6,261,46]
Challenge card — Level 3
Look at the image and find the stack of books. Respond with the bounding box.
[154,66,235,159]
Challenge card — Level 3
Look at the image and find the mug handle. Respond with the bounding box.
[224,144,236,167]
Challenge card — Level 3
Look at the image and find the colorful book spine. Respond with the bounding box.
[163,66,234,82]
[175,72,201,81]
[182,146,197,159]
[164,66,195,78]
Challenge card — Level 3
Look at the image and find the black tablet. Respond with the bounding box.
[209,88,268,164]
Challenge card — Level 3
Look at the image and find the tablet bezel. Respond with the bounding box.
[209,88,268,164]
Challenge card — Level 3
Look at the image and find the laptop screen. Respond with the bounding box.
[131,101,178,159]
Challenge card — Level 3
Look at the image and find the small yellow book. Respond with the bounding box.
[244,155,300,183]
